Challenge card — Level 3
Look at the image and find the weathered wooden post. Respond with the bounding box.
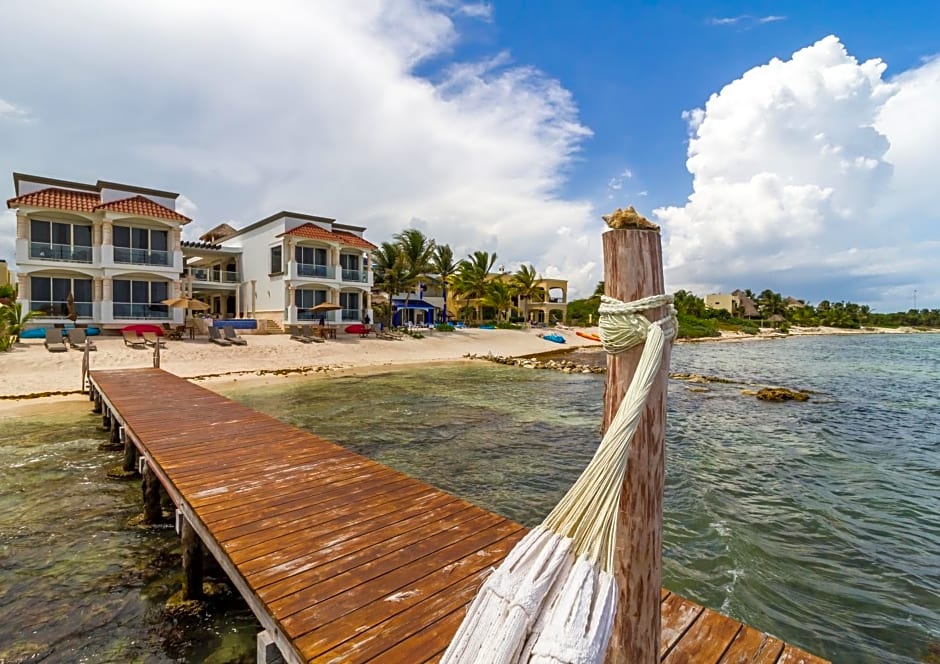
[601,208,670,664]
[92,392,102,414]
[122,431,138,474]
[142,461,162,524]
[181,518,204,601]
[102,408,112,431]
[153,338,160,368]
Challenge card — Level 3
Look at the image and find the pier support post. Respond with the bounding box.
[102,410,112,431]
[142,462,163,524]
[122,434,138,474]
[256,631,286,664]
[602,220,670,664]
[92,393,102,414]
[110,423,121,446]
[181,518,204,601]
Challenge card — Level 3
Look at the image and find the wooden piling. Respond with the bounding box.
[92,392,102,414]
[181,518,204,601]
[122,432,138,474]
[102,410,111,431]
[602,226,670,664]
[142,462,162,524]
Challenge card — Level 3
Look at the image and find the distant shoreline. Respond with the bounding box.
[681,325,938,344]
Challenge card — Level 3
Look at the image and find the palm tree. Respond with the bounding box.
[372,242,410,327]
[758,289,785,319]
[481,280,514,321]
[0,301,39,345]
[452,251,497,323]
[429,244,459,324]
[509,264,544,325]
[394,229,435,326]
[593,281,605,297]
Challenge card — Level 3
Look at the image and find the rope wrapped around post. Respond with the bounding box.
[441,293,676,664]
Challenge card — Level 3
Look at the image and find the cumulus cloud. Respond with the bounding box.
[0,1,601,296]
[656,35,940,311]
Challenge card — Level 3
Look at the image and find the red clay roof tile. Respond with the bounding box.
[280,223,376,250]
[6,187,100,212]
[94,195,190,222]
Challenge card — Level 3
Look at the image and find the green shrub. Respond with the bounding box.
[496,321,520,330]
[676,314,721,339]
[742,324,759,335]
[435,323,455,332]
[779,322,790,334]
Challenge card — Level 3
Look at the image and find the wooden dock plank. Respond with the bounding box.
[88,368,829,664]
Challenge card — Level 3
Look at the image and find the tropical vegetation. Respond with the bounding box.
[0,302,39,351]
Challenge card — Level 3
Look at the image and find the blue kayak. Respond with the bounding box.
[542,333,565,343]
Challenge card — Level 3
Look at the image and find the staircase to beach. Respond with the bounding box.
[257,319,284,335]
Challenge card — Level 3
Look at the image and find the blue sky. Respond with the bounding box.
[2,1,938,311]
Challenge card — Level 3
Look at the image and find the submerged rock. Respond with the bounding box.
[755,387,810,402]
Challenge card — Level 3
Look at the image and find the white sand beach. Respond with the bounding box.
[0,327,602,404]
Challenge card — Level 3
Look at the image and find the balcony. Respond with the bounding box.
[341,268,368,283]
[113,303,170,319]
[341,308,360,321]
[30,301,93,318]
[114,247,171,267]
[296,263,335,279]
[30,242,92,263]
[188,267,239,284]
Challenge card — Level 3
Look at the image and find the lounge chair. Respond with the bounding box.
[67,328,97,351]
[222,326,248,346]
[122,330,147,348]
[162,323,184,340]
[44,328,68,352]
[300,326,325,343]
[288,325,310,343]
[207,326,232,346]
[142,331,166,348]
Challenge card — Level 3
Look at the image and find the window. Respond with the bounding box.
[339,254,359,271]
[112,279,170,319]
[29,276,93,317]
[270,246,283,275]
[29,219,92,262]
[295,288,326,319]
[113,225,170,265]
[339,292,359,310]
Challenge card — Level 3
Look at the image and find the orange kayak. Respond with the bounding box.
[576,331,601,342]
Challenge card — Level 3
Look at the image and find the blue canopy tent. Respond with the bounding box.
[391,298,437,327]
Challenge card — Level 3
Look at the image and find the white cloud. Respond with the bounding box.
[0,98,31,122]
[708,15,787,28]
[0,1,602,298]
[656,35,940,311]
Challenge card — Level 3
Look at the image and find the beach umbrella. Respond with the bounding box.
[309,302,342,312]
[441,293,676,664]
[66,292,78,322]
[162,297,209,311]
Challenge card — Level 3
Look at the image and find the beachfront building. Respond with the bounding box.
[7,173,191,328]
[524,277,568,324]
[705,292,737,314]
[210,211,376,328]
[0,259,13,288]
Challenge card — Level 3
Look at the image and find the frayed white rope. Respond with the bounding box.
[442,293,675,664]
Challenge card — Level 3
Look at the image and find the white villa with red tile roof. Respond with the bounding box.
[7,173,375,331]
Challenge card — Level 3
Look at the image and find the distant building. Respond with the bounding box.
[0,259,12,288]
[785,296,806,309]
[704,293,737,314]
[732,290,761,319]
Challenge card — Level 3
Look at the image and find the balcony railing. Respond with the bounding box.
[341,308,360,321]
[188,267,239,284]
[114,247,171,266]
[341,268,368,283]
[113,303,170,319]
[29,301,93,317]
[30,242,93,263]
[298,311,336,322]
[296,263,335,279]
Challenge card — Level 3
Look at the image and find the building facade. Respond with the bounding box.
[7,173,191,327]
[7,173,375,330]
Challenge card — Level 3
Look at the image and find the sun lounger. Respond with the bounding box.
[67,328,96,351]
[44,328,68,352]
[222,326,248,346]
[162,323,184,340]
[288,325,310,343]
[122,330,147,348]
[142,331,166,348]
[208,326,232,346]
[301,326,325,343]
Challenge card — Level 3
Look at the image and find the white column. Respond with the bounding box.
[16,214,28,240]
[235,283,241,319]
[100,221,114,265]
[16,273,28,310]
[287,286,296,324]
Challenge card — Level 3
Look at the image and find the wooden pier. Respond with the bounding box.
[88,367,829,664]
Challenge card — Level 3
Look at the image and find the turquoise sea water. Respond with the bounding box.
[1,333,937,662]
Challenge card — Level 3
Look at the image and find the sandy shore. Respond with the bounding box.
[0,327,601,406]
[1,324,932,415]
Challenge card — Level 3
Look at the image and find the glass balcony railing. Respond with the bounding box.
[298,310,336,322]
[296,263,335,279]
[341,268,368,283]
[114,247,171,266]
[29,301,93,317]
[341,308,360,321]
[113,303,170,319]
[30,242,93,263]
[188,267,239,284]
